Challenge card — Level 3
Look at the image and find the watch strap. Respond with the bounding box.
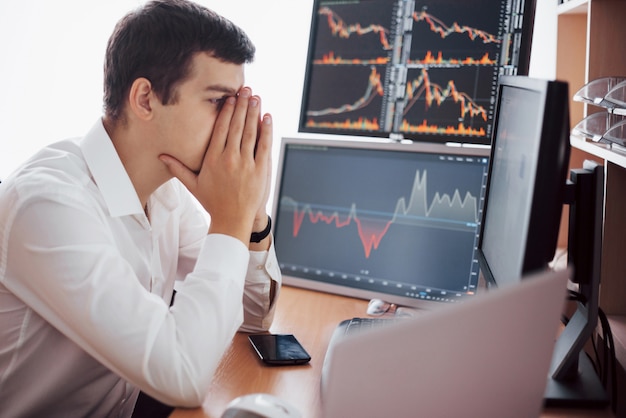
[250,216,272,243]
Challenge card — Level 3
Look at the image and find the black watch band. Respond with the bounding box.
[250,216,272,243]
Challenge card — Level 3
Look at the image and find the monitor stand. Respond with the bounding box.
[545,306,608,407]
[544,164,608,408]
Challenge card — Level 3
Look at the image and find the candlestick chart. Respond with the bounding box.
[300,0,532,144]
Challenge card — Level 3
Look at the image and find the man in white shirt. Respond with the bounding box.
[0,1,281,416]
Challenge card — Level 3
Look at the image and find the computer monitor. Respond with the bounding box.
[299,0,537,145]
[272,136,490,309]
[476,75,609,407]
[477,75,570,288]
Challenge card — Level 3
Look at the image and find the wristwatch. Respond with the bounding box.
[250,216,272,243]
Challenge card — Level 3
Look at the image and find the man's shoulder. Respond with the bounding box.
[4,138,94,202]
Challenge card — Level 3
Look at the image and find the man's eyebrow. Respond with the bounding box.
[203,85,238,95]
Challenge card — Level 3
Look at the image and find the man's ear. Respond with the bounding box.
[128,77,154,121]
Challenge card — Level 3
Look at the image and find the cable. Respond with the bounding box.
[598,307,617,415]
[567,288,586,304]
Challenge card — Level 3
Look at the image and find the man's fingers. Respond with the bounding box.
[159,154,198,192]
[241,95,261,156]
[225,87,252,153]
[207,96,237,157]
[255,113,273,162]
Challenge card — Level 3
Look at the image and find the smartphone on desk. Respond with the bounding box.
[248,334,311,366]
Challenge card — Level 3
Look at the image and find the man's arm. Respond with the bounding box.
[1,187,247,408]
[161,87,279,332]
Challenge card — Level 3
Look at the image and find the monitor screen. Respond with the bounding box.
[477,75,570,288]
[299,0,537,145]
[272,137,490,309]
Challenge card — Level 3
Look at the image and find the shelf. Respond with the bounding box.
[570,136,626,169]
[556,1,626,414]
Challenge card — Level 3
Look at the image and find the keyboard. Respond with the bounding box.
[336,316,397,336]
[325,317,399,354]
[321,317,400,386]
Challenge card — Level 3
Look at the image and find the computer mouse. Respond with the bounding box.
[221,393,302,418]
[367,298,394,316]
[366,298,387,315]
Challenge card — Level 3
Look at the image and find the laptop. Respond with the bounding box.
[320,267,569,418]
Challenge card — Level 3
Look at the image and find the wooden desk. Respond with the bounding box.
[170,286,613,418]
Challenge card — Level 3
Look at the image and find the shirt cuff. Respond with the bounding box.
[239,237,282,332]
[248,246,281,285]
[195,234,250,289]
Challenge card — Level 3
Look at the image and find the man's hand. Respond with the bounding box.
[160,87,273,245]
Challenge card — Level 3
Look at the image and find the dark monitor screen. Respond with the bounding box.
[272,137,490,309]
[477,75,570,288]
[299,0,537,145]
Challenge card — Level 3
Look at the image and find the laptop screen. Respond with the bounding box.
[272,137,490,309]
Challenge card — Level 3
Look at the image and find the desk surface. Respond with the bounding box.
[169,286,613,418]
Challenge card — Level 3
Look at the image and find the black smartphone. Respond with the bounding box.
[248,333,311,366]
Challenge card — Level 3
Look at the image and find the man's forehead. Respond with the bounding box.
[187,52,245,92]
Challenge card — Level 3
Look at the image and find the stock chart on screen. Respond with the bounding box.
[273,140,490,302]
[299,0,535,145]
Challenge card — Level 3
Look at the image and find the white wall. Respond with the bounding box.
[528,0,558,80]
[0,0,555,181]
[0,0,314,181]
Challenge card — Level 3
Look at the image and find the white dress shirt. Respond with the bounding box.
[0,119,282,417]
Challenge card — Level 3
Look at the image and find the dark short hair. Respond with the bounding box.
[103,0,255,122]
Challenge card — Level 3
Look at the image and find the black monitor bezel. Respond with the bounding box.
[477,75,571,287]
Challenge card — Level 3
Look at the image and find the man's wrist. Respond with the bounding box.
[251,214,269,232]
[250,215,271,243]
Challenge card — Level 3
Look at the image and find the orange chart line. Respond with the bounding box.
[405,68,488,121]
[317,6,501,49]
[413,10,501,44]
[307,67,487,127]
[319,6,390,50]
[306,66,384,117]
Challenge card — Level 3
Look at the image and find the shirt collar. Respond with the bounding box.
[80,119,144,217]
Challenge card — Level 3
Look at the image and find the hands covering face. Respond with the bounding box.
[160,87,273,245]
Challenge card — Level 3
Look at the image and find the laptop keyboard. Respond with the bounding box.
[321,316,400,387]
[338,317,397,336]
[324,317,401,364]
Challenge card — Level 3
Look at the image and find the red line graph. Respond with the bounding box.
[293,203,392,259]
[288,169,478,259]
